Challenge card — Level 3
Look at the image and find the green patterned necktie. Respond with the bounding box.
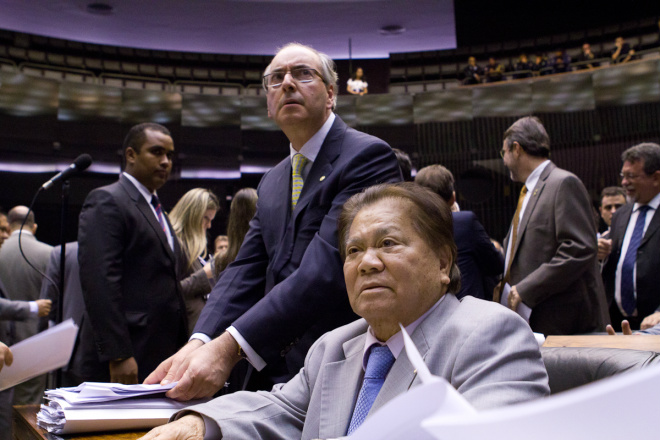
[291,153,308,210]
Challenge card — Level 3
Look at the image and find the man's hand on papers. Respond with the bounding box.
[36,299,52,317]
[0,343,12,372]
[140,414,206,440]
[110,357,138,384]
[606,320,633,335]
[145,332,241,401]
[640,312,660,330]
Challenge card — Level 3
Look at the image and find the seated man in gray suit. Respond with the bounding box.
[140,183,549,440]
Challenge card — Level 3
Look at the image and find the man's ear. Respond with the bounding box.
[449,192,456,207]
[326,84,335,110]
[125,147,136,166]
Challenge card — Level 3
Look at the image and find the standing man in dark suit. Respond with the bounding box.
[602,143,660,331]
[415,164,503,300]
[495,116,608,335]
[146,42,401,400]
[78,122,187,384]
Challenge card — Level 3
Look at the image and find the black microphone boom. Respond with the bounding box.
[42,154,93,190]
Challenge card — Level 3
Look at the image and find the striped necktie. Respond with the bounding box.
[291,153,308,210]
[620,205,650,315]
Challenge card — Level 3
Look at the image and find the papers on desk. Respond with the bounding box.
[422,362,660,439]
[37,382,209,434]
[0,318,78,391]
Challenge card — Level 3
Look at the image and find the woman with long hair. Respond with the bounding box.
[346,67,368,95]
[214,187,258,275]
[169,188,219,334]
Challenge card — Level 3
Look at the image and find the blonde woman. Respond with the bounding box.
[169,188,219,334]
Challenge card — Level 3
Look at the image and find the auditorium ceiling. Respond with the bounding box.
[0,0,456,59]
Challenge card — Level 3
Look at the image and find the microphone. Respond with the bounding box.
[42,154,93,190]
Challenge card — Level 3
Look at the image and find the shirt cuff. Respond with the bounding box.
[189,333,212,344]
[28,301,38,316]
[202,414,222,440]
[226,326,267,371]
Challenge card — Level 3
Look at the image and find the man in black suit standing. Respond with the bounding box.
[415,164,503,300]
[78,122,187,384]
[602,143,660,331]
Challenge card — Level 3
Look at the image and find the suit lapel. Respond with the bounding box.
[641,206,660,246]
[318,332,365,438]
[291,117,343,223]
[511,162,553,259]
[119,176,175,263]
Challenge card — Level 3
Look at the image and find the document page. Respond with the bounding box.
[0,318,78,391]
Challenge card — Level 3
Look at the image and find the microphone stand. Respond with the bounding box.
[55,180,70,388]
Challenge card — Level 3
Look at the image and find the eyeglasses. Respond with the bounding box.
[620,172,643,181]
[499,149,506,159]
[262,67,324,89]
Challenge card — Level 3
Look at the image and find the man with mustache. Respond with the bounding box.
[602,143,660,331]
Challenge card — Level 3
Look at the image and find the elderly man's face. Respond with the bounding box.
[343,198,450,341]
[0,215,9,248]
[266,46,334,134]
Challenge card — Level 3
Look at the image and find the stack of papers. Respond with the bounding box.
[37,382,208,434]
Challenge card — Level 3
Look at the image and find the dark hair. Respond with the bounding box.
[122,122,171,156]
[600,186,626,202]
[503,116,550,158]
[338,182,461,293]
[392,148,413,182]
[414,164,454,202]
[351,67,366,81]
[621,142,660,175]
[215,188,258,274]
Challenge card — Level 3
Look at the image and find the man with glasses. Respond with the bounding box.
[602,143,660,331]
[146,42,401,399]
[495,116,608,335]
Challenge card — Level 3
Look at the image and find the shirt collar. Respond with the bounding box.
[11,229,33,237]
[524,160,550,192]
[633,191,660,212]
[289,112,335,164]
[360,294,447,370]
[122,172,157,203]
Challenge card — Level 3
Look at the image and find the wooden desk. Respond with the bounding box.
[13,405,149,440]
[544,335,660,352]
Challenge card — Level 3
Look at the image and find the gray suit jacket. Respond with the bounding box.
[184,295,549,439]
[0,232,52,342]
[504,162,609,335]
[0,278,31,345]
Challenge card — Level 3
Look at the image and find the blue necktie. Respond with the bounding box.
[150,195,167,232]
[621,205,650,315]
[346,345,395,435]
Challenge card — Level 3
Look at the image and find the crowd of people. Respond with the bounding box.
[462,36,641,85]
[0,41,658,439]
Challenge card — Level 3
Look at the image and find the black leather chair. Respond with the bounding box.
[541,347,660,394]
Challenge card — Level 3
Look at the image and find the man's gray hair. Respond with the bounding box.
[264,42,338,109]
[621,142,660,176]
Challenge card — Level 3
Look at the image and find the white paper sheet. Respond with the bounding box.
[500,283,532,322]
[348,325,475,439]
[422,363,660,439]
[46,381,176,404]
[0,318,78,391]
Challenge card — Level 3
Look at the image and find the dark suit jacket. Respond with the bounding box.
[504,162,609,335]
[78,175,187,382]
[453,211,503,300]
[195,115,402,383]
[602,203,660,323]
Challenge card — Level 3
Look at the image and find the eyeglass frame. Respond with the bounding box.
[620,172,645,181]
[262,66,326,90]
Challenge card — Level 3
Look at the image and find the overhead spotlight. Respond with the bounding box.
[379,25,406,36]
[86,2,114,15]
